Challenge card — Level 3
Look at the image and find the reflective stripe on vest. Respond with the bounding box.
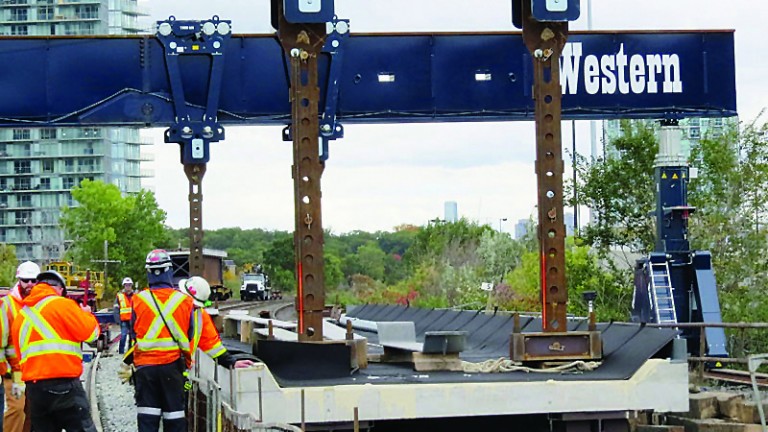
[192,309,226,358]
[0,299,9,364]
[18,297,82,364]
[117,293,132,320]
[135,290,190,352]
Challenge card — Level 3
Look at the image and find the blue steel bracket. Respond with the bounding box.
[282,17,349,162]
[319,17,349,161]
[156,16,232,164]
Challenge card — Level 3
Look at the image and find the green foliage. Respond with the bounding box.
[688,118,768,294]
[404,218,491,268]
[569,120,657,253]
[324,253,344,290]
[0,244,17,287]
[262,233,295,291]
[61,180,168,296]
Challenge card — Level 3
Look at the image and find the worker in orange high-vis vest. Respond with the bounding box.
[113,277,135,354]
[10,270,99,432]
[1,261,39,432]
[131,249,194,432]
[178,277,255,369]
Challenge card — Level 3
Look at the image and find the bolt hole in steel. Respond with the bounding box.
[304,254,313,265]
[545,133,554,142]
[549,267,558,275]
[305,274,314,284]
[301,98,310,107]
[550,286,558,295]
[306,327,315,337]
[301,137,310,145]
[544,114,553,123]
[302,196,310,204]
[548,229,556,238]
[546,190,555,199]
[508,72,516,82]
[353,74,362,84]
[303,235,313,246]
[301,118,310,126]
[544,95,552,104]
[302,176,310,183]
[549,248,557,258]
[545,151,555,160]
[546,171,554,177]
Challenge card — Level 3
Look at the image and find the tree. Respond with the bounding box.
[262,233,295,291]
[569,120,657,256]
[0,244,17,287]
[60,180,168,296]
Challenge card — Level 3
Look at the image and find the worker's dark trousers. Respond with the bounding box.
[26,378,97,432]
[135,362,186,432]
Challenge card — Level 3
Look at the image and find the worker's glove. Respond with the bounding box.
[117,364,134,384]
[234,360,255,369]
[182,371,192,392]
[11,372,25,399]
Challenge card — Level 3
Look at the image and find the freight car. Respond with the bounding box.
[168,249,232,301]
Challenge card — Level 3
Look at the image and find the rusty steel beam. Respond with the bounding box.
[184,163,206,277]
[509,3,603,362]
[522,1,569,333]
[278,12,327,342]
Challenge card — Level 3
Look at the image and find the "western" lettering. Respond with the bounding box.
[560,43,683,95]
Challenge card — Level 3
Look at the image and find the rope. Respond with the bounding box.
[461,357,601,374]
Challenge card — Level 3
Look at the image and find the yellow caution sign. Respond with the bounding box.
[661,173,667,179]
[672,173,678,180]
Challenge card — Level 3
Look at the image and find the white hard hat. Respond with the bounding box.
[179,276,211,307]
[122,277,134,285]
[16,261,40,279]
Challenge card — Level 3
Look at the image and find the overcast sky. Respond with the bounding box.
[142,0,766,234]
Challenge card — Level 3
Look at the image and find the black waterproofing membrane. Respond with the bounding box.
[223,305,678,387]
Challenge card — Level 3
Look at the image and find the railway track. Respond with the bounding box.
[703,368,768,387]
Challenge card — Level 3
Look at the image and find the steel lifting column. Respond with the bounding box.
[156,16,231,276]
[277,8,327,342]
[511,1,601,362]
[522,2,569,333]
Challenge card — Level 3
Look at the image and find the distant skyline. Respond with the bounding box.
[143,1,766,234]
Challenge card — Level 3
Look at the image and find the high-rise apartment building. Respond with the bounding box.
[0,0,150,262]
[602,117,731,159]
[444,201,458,223]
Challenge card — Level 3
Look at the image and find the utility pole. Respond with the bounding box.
[91,240,119,299]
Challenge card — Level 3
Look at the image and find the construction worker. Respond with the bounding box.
[178,277,255,369]
[10,270,99,432]
[1,261,40,432]
[131,249,194,432]
[113,277,135,354]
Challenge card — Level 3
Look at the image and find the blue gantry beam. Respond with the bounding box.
[0,30,735,128]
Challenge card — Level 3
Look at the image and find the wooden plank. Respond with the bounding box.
[412,352,463,372]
